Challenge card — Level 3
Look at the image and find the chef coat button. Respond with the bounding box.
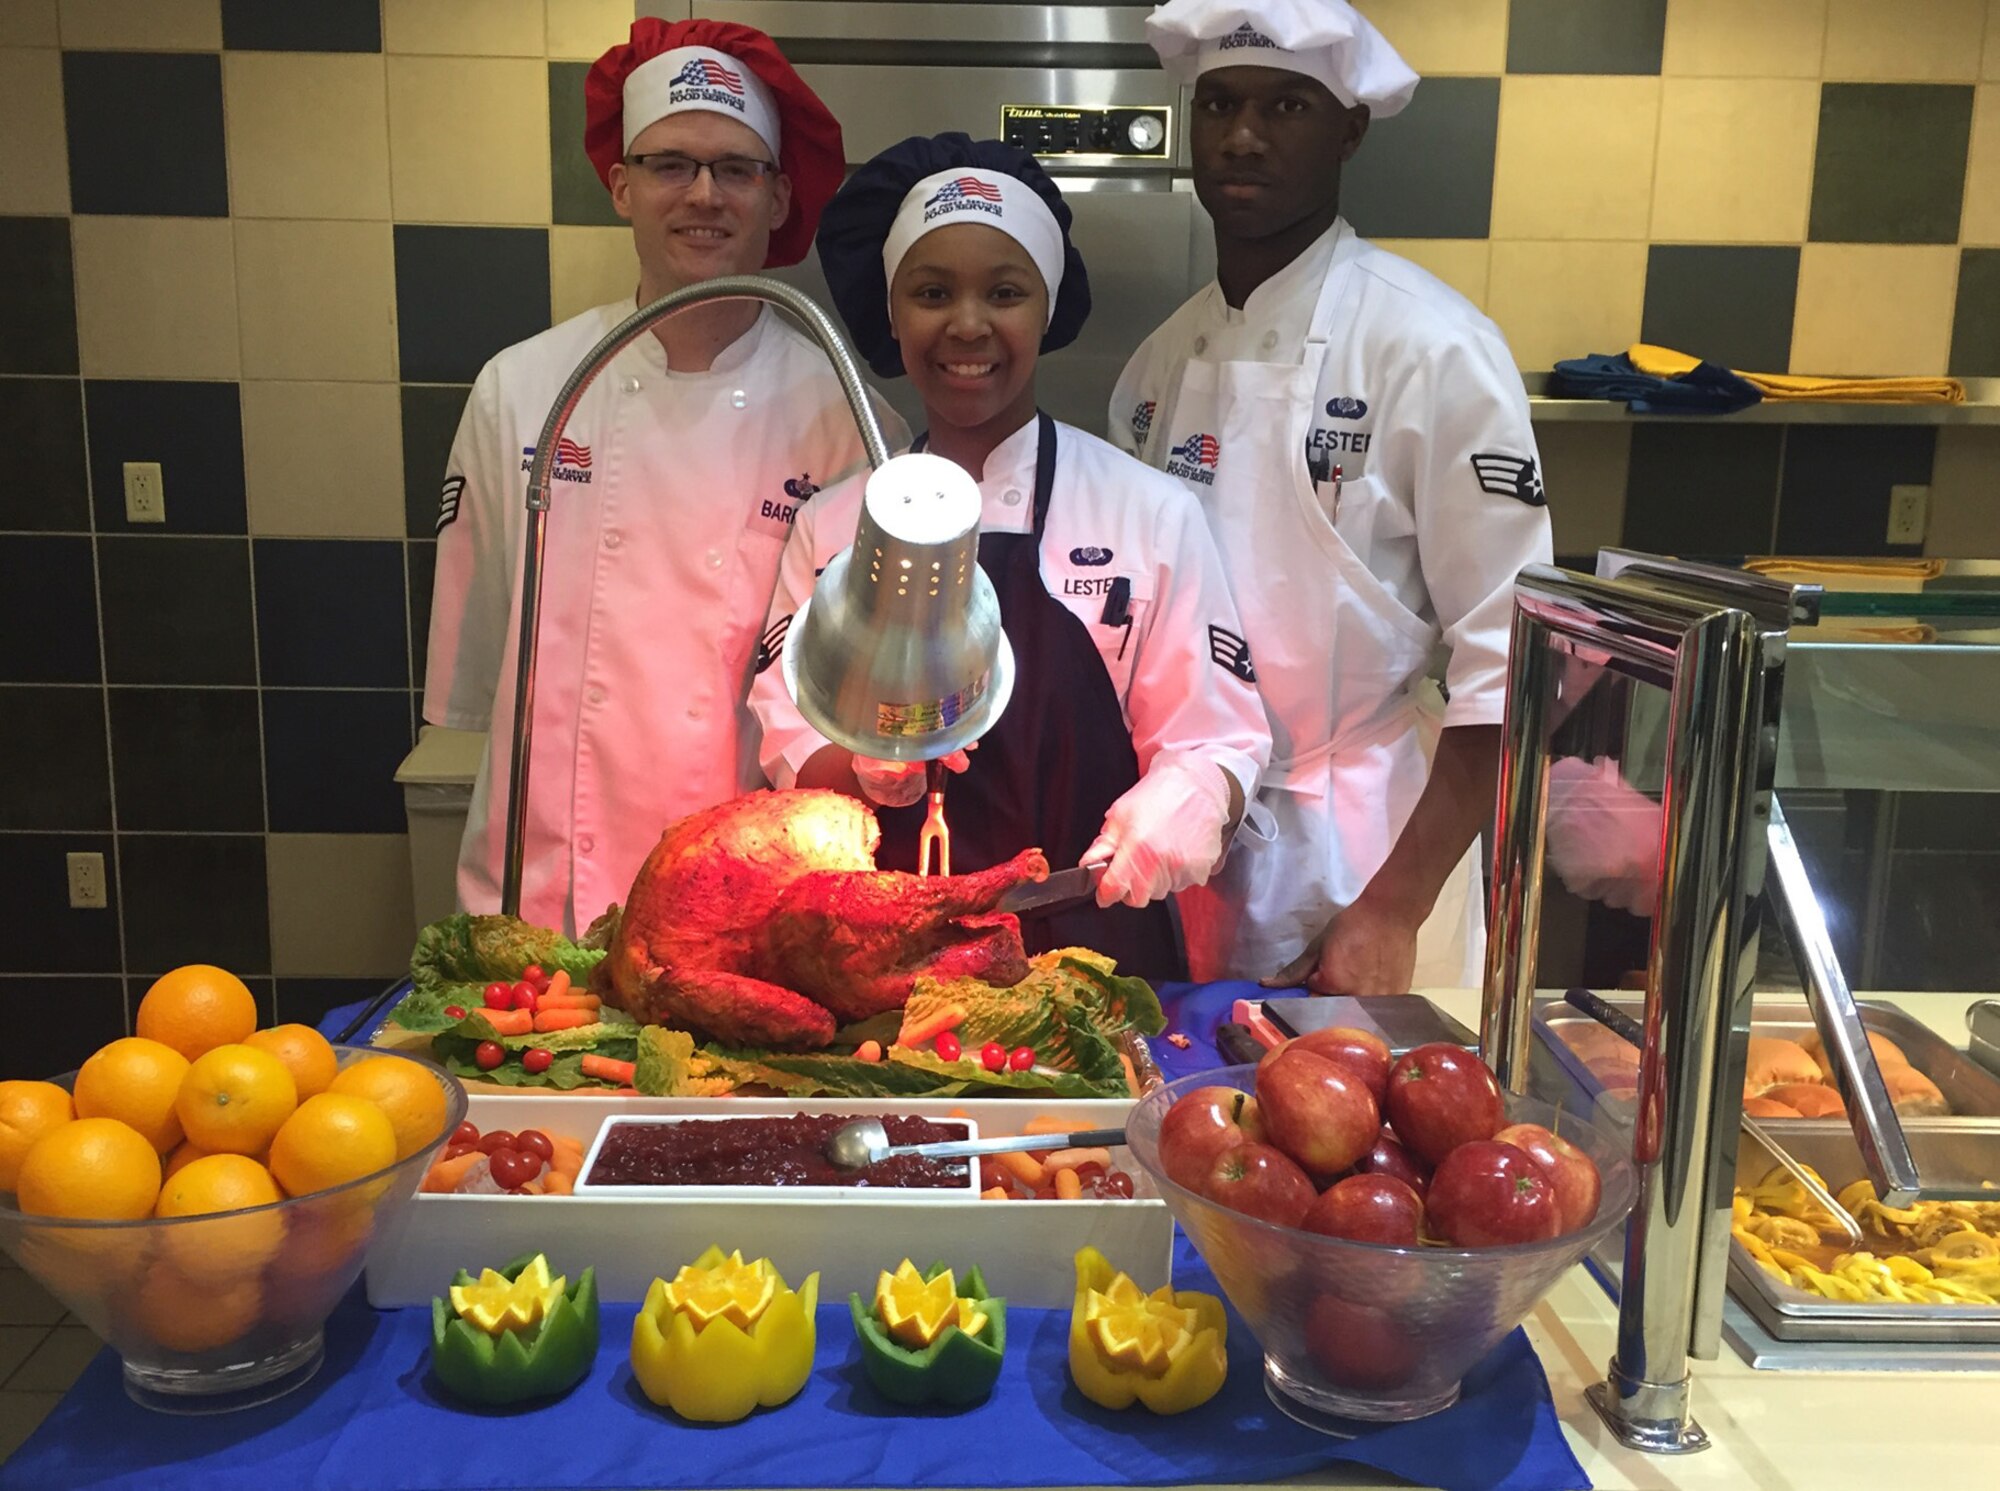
[578,836,595,854]
[604,531,622,549]
[1261,331,1278,351]
[686,704,704,721]
[731,389,748,409]
[621,376,641,394]
[706,548,723,568]
[1193,335,1207,354]
[1002,488,1023,507]
[586,686,605,705]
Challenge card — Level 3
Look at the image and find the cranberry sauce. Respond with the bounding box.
[586,1114,973,1189]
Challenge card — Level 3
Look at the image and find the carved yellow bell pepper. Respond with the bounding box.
[1067,1246,1226,1414]
[631,1246,819,1423]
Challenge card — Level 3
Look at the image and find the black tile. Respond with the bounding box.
[0,380,88,532]
[220,0,380,52]
[550,62,623,228]
[0,835,120,974]
[1640,246,1799,374]
[3,976,126,1081]
[1949,248,2000,378]
[0,217,78,375]
[1507,0,1667,74]
[254,539,408,689]
[1622,423,1782,557]
[0,537,99,683]
[1878,852,2000,992]
[1776,425,1935,557]
[62,52,228,218]
[1809,84,1974,245]
[97,536,256,685]
[1342,77,1499,240]
[395,227,551,384]
[407,540,435,691]
[119,833,270,975]
[278,976,390,1035]
[86,381,246,536]
[0,687,111,831]
[400,384,472,538]
[108,688,264,832]
[263,689,412,834]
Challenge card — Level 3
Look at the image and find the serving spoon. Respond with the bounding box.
[825,1118,1126,1171]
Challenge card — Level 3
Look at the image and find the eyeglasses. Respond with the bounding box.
[622,151,778,192]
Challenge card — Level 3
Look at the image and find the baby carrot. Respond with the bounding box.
[579,1054,635,1084]
[1054,1168,1083,1200]
[479,1007,534,1037]
[532,1008,594,1033]
[996,1150,1046,1190]
[544,969,572,1000]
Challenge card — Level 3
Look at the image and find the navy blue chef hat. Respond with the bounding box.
[816,133,1092,380]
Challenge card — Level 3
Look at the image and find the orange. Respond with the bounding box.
[156,1153,286,1281]
[244,1024,338,1100]
[0,1080,74,1190]
[267,1094,396,1198]
[162,1141,215,1181]
[135,965,258,1062]
[176,1045,297,1156]
[265,1203,375,1327]
[326,1057,448,1162]
[73,1037,190,1153]
[16,1117,161,1220]
[130,1259,261,1355]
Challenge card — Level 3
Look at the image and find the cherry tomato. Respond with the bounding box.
[475,1130,517,1155]
[520,1049,554,1076]
[443,1004,467,1021]
[1074,1161,1107,1186]
[451,1120,481,1147]
[515,1128,554,1160]
[510,981,537,1011]
[1102,1171,1135,1199]
[474,1040,505,1071]
[935,1031,962,1063]
[488,1149,541,1191]
[483,982,512,1010]
[521,965,547,989]
[980,1042,1007,1072]
[1008,1045,1035,1072]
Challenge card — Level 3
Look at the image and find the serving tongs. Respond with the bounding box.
[917,758,950,878]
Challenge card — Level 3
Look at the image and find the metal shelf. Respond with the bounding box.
[1526,377,2000,425]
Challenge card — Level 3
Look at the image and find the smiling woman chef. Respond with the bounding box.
[424,18,906,935]
[1113,0,1553,993]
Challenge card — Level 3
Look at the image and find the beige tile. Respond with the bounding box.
[236,219,397,381]
[0,1391,63,1462]
[1490,77,1660,242]
[384,0,543,55]
[1790,244,1958,375]
[547,0,631,60]
[1485,240,1649,372]
[6,1327,98,1392]
[243,382,405,538]
[224,52,391,221]
[270,835,417,978]
[0,1274,64,1328]
[1925,426,2000,555]
[1534,423,1631,558]
[0,49,69,215]
[1650,80,1818,243]
[1355,0,1506,74]
[387,56,550,225]
[1370,237,1489,308]
[1989,0,2000,79]
[1662,0,1827,77]
[0,2,59,45]
[1966,84,2000,244]
[550,225,637,323]
[57,0,219,49]
[1824,0,1986,80]
[72,215,238,380]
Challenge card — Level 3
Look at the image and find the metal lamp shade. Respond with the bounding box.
[783,452,1014,761]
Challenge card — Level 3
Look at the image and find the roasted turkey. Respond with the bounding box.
[594,789,1048,1050]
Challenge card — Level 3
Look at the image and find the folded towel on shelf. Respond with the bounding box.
[1547,351,1762,414]
[1742,557,1946,582]
[1628,344,1965,404]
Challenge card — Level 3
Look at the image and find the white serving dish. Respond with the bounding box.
[364,1094,1171,1310]
[575,1112,982,1198]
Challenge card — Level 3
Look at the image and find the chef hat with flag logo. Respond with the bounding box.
[583,18,844,267]
[1146,0,1418,118]
[816,133,1092,380]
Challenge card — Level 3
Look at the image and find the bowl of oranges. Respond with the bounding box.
[0,965,465,1412]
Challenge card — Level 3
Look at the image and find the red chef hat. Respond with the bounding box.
[584,18,845,268]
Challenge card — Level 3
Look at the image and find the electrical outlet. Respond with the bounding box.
[1887,484,1929,546]
[123,460,165,524]
[66,851,107,909]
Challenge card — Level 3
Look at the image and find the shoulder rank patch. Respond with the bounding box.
[1470,452,1545,507]
[435,475,466,532]
[1208,624,1257,683]
[753,614,791,675]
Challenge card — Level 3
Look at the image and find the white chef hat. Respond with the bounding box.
[1145,0,1419,118]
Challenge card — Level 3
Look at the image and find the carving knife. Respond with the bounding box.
[995,863,1104,916]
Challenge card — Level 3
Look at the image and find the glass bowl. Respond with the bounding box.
[0,1044,465,1413]
[1125,1065,1636,1431]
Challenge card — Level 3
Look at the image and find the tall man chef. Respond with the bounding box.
[1112,0,1553,992]
[424,18,906,935]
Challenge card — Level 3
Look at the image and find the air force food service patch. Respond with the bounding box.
[1470,452,1545,507]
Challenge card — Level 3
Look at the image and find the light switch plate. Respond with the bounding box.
[123,461,165,524]
[1887,484,1928,546]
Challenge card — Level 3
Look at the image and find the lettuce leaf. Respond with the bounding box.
[408,913,604,992]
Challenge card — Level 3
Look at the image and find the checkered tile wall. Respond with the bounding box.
[1,0,1998,1061]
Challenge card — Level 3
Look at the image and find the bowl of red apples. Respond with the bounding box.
[1125,1031,1636,1429]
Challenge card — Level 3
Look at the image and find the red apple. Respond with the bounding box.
[1302,1174,1423,1246]
[1303,1294,1420,1390]
[1426,1140,1563,1247]
[1157,1085,1265,1194]
[1288,1027,1394,1103]
[1356,1126,1431,1199]
[1202,1141,1317,1228]
[1256,1048,1381,1176]
[1383,1043,1505,1165]
[1493,1122,1603,1233]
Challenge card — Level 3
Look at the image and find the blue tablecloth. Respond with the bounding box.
[0,986,1589,1491]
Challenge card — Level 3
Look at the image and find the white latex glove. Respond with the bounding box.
[1084,754,1232,909]
[852,748,970,808]
[1545,756,1662,915]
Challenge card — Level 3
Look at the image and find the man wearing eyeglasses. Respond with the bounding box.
[424,19,908,935]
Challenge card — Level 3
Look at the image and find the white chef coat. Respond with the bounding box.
[749,416,1271,814]
[424,298,909,935]
[1110,220,1552,983]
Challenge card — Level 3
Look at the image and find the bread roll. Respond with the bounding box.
[1798,1029,1911,1081]
[1763,1082,1846,1118]
[1743,1036,1821,1097]
[1744,1095,1804,1119]
[1882,1063,1949,1118]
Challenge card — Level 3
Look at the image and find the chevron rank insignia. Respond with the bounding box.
[436,475,466,532]
[1470,452,1545,507]
[1209,624,1256,683]
[753,614,791,675]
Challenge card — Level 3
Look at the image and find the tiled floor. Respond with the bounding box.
[0,1261,93,1464]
